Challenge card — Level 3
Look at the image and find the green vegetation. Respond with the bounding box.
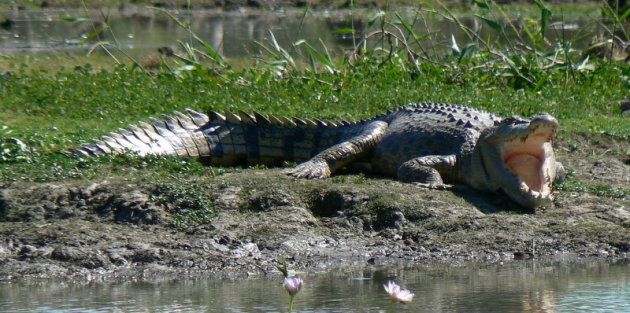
[1,2,629,194]
[151,182,215,229]
[557,180,630,199]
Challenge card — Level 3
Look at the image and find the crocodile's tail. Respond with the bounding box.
[72,108,369,167]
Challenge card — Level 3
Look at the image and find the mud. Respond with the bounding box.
[0,133,629,281]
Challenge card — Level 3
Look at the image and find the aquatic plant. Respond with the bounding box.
[276,258,303,312]
[283,275,304,312]
[384,281,414,312]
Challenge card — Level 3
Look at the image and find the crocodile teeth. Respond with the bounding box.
[520,181,544,198]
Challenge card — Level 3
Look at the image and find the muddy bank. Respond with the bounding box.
[0,133,629,281]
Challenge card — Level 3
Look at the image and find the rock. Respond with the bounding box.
[246,188,298,211]
[110,191,165,225]
[50,246,109,269]
[0,244,9,259]
[131,248,162,263]
[214,186,242,210]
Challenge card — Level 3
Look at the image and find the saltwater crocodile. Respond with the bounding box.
[73,103,563,208]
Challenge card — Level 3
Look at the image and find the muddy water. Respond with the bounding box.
[0,8,597,59]
[1,260,628,312]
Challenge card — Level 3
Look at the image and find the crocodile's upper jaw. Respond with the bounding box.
[481,114,559,209]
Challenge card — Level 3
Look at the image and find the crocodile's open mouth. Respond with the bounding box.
[502,137,554,200]
[498,116,558,207]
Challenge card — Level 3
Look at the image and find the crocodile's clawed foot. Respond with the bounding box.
[412,182,455,190]
[284,159,331,179]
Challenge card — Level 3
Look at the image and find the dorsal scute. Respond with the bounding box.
[268,114,283,126]
[128,125,152,144]
[280,116,297,127]
[239,110,257,125]
[162,114,183,132]
[314,119,327,127]
[102,135,124,150]
[254,112,271,125]
[225,111,242,124]
[174,111,197,130]
[149,117,170,136]
[292,117,307,127]
[90,144,110,154]
[304,118,318,128]
[185,108,210,126]
[208,110,226,123]
[138,121,160,140]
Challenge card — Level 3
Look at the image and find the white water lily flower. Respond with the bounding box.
[284,276,303,297]
[384,281,414,303]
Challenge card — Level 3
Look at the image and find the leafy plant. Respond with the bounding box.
[0,126,32,163]
[151,182,215,229]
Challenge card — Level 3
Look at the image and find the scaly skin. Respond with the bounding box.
[73,103,562,208]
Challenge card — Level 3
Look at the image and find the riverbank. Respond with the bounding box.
[1,131,629,281]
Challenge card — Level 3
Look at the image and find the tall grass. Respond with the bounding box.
[125,0,629,91]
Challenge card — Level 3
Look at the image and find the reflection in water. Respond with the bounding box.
[522,290,556,312]
[0,260,628,312]
[0,9,360,59]
[0,8,600,60]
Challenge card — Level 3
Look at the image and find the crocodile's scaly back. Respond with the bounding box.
[372,103,501,175]
[73,109,376,167]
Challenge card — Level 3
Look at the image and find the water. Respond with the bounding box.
[1,260,629,312]
[0,8,370,58]
[0,8,599,60]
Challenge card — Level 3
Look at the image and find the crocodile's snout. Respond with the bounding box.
[528,114,558,136]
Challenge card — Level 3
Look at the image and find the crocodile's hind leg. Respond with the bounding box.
[397,154,457,188]
[285,121,388,178]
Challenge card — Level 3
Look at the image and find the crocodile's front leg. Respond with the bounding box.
[397,154,457,187]
[286,121,388,178]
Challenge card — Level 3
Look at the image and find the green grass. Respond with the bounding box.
[556,180,630,199]
[151,182,216,229]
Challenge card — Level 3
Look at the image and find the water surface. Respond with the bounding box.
[1,260,629,312]
[0,8,600,60]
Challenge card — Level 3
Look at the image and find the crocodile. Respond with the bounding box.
[73,103,563,209]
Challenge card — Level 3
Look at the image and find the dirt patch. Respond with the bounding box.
[0,133,629,281]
